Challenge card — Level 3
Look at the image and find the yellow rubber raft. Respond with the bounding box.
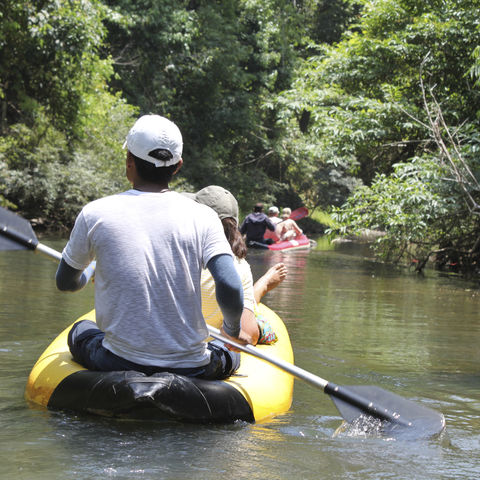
[25,303,294,423]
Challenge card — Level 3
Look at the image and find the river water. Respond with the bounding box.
[1,238,479,479]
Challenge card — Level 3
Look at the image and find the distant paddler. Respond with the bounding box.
[240,202,276,248]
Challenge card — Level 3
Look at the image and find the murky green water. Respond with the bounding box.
[1,238,479,479]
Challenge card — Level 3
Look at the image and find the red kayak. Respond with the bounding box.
[268,234,312,251]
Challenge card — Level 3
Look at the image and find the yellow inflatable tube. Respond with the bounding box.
[25,303,294,423]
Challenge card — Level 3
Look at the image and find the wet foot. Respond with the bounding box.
[264,263,287,293]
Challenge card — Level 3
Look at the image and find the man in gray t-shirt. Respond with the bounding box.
[56,115,246,379]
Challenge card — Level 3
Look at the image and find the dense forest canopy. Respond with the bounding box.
[1,0,480,275]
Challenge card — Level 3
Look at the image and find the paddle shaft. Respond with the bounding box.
[208,325,327,389]
[34,243,63,261]
[208,326,411,426]
[1,219,62,261]
[0,208,62,260]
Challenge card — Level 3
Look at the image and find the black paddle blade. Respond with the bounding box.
[0,206,38,251]
[326,384,445,438]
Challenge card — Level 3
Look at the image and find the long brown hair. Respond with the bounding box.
[222,217,247,259]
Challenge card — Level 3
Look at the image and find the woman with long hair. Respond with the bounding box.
[186,186,287,345]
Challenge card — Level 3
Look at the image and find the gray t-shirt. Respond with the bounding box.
[62,190,233,368]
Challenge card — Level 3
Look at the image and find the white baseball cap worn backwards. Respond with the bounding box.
[124,114,183,167]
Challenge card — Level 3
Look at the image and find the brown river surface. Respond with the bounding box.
[1,237,479,479]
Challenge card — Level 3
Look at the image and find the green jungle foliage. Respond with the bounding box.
[1,0,480,275]
[0,0,136,227]
[1,0,358,226]
[275,0,480,274]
